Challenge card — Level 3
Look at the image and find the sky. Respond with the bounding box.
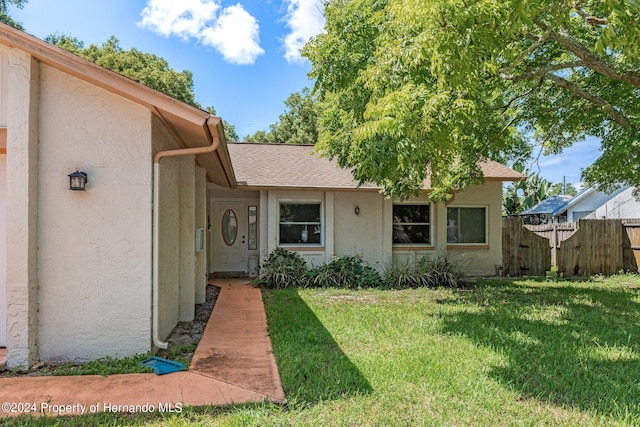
[10,0,601,187]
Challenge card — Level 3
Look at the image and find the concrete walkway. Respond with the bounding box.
[0,280,285,417]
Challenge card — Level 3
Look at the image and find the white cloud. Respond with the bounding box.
[139,0,264,65]
[282,0,325,64]
[200,5,265,65]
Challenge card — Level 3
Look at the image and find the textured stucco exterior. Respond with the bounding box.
[151,116,205,339]
[212,181,504,276]
[1,46,8,125]
[0,154,6,347]
[152,116,183,341]
[6,48,40,367]
[195,167,207,304]
[36,65,152,362]
[1,28,232,367]
[334,191,388,268]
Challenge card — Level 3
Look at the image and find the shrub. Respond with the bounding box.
[305,256,384,288]
[384,256,465,288]
[255,249,308,289]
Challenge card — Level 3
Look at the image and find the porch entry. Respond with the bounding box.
[211,201,249,273]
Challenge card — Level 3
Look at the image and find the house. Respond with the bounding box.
[208,143,522,279]
[520,185,634,224]
[570,186,639,220]
[0,23,235,368]
[518,195,574,224]
[0,23,522,369]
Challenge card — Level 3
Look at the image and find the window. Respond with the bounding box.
[447,207,487,244]
[393,204,431,245]
[279,202,322,245]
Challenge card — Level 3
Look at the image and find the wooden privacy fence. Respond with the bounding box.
[557,219,624,276]
[503,218,640,277]
[502,217,551,276]
[524,222,577,266]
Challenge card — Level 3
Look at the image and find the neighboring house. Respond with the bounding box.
[0,23,522,368]
[571,186,639,220]
[0,24,235,368]
[518,195,573,224]
[208,143,522,280]
[520,185,634,224]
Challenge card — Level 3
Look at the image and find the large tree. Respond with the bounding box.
[304,1,640,200]
[0,0,27,30]
[47,34,198,105]
[47,34,238,141]
[244,87,319,143]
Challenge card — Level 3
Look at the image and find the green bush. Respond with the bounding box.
[255,250,463,289]
[384,256,465,288]
[255,248,308,288]
[305,256,384,288]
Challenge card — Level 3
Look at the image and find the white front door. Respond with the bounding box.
[212,201,247,272]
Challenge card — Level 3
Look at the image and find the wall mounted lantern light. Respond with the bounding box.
[68,170,88,191]
[354,206,360,216]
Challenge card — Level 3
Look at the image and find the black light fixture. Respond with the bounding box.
[68,170,88,191]
[354,206,360,216]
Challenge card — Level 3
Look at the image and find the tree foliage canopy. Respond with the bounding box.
[245,87,320,143]
[47,34,198,106]
[0,0,27,30]
[304,0,640,200]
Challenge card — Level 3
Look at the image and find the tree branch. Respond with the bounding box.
[501,61,584,82]
[545,72,629,126]
[572,2,608,26]
[499,29,552,75]
[534,18,640,89]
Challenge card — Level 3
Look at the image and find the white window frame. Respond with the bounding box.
[446,205,488,245]
[278,200,324,247]
[392,203,432,246]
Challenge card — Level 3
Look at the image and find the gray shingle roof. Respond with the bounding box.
[228,143,523,190]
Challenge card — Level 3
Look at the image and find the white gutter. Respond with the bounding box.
[152,117,221,349]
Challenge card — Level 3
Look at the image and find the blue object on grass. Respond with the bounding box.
[140,356,187,375]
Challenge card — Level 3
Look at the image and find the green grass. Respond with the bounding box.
[7,275,640,426]
[2,344,199,379]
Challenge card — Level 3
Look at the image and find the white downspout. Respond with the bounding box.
[152,117,221,350]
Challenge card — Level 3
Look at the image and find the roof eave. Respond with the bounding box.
[0,23,237,187]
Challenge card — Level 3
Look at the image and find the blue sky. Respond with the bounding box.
[10,0,600,187]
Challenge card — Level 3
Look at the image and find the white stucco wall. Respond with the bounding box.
[152,117,203,338]
[179,156,196,322]
[0,154,6,347]
[0,46,7,126]
[6,49,40,368]
[590,187,640,219]
[152,116,181,341]
[37,65,152,362]
[195,167,207,304]
[246,181,504,276]
[334,191,387,269]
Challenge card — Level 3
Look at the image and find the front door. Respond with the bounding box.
[212,201,247,272]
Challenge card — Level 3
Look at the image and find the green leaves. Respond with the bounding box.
[48,34,198,107]
[305,0,640,199]
[0,0,27,30]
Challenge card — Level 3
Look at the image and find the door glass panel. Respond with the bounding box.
[222,209,238,246]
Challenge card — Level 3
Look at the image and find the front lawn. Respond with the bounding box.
[8,275,640,426]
